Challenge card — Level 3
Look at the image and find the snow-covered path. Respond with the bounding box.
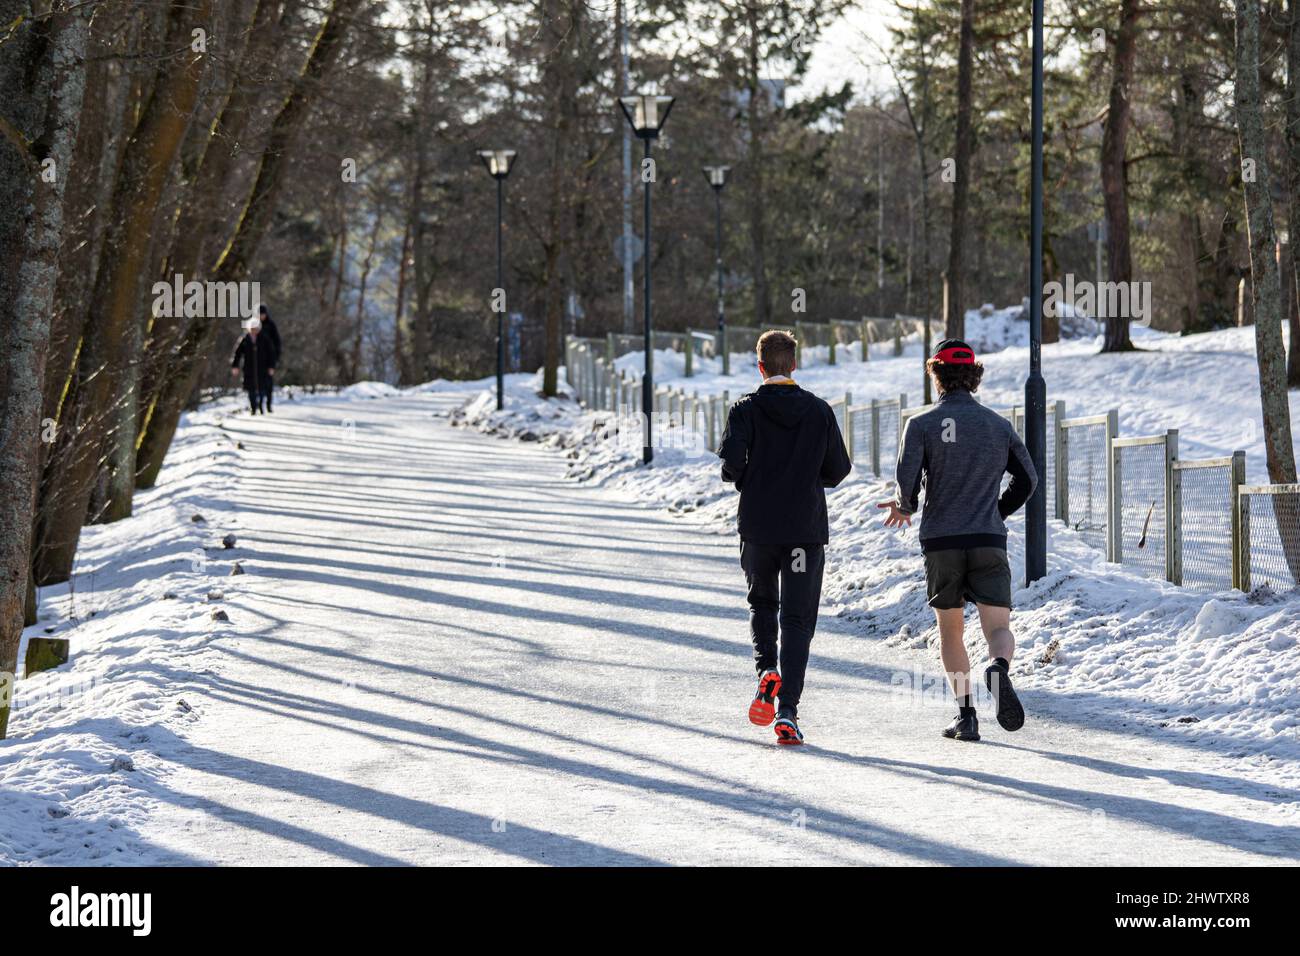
[136,392,1297,865]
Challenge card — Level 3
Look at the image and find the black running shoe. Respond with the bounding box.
[774,715,805,746]
[942,711,980,741]
[985,660,1025,731]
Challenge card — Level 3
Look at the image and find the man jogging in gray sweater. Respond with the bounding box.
[878,340,1037,741]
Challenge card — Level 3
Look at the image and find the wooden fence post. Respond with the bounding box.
[25,637,69,677]
[1165,429,1180,584]
[1103,410,1119,562]
[1231,451,1247,590]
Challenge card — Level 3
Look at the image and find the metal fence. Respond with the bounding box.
[1112,431,1177,580]
[1238,485,1300,591]
[564,332,1300,594]
[1172,453,1244,590]
[578,319,915,380]
[1059,410,1117,555]
[1045,401,1062,519]
[827,392,851,446]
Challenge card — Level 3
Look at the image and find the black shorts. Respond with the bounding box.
[923,547,1012,610]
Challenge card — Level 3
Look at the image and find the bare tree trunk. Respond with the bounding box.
[394,216,413,384]
[918,138,932,403]
[905,189,914,314]
[1100,0,1140,352]
[352,211,382,380]
[538,0,581,397]
[32,0,209,583]
[409,46,433,382]
[944,0,974,340]
[138,0,278,441]
[133,0,359,489]
[41,27,113,443]
[0,1,89,737]
[543,241,563,397]
[745,2,771,325]
[1286,0,1300,386]
[1237,0,1299,477]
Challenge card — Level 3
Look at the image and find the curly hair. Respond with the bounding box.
[926,357,985,394]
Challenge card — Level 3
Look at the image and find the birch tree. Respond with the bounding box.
[1235,0,1297,486]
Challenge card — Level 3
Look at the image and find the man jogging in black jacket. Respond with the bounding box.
[878,340,1037,742]
[719,330,852,745]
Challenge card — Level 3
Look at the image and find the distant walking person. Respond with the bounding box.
[230,317,277,414]
[878,340,1037,742]
[257,304,281,412]
[258,304,282,368]
[719,330,852,745]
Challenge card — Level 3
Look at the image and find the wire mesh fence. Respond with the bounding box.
[827,396,847,442]
[1239,486,1300,592]
[848,403,873,474]
[795,321,836,350]
[564,333,1296,596]
[1112,432,1176,581]
[1045,401,1061,520]
[830,320,868,361]
[720,325,769,359]
[1172,454,1243,590]
[876,396,906,477]
[1060,412,1115,554]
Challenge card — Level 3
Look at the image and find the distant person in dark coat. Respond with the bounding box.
[258,304,282,367]
[230,317,277,414]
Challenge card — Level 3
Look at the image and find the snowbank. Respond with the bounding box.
[1,397,254,863]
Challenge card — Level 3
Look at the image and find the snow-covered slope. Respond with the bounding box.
[1,399,245,863]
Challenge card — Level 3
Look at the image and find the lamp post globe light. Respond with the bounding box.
[476,149,517,411]
[702,164,730,375]
[618,93,674,465]
[1024,0,1047,585]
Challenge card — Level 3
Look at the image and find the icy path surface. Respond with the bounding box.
[139,392,1297,866]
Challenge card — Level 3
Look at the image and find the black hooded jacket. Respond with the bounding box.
[260,315,282,365]
[231,331,277,390]
[719,382,853,544]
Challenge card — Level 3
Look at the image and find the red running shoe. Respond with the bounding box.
[748,669,781,726]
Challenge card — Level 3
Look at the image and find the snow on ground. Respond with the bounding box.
[454,315,1300,798]
[1,397,245,864]
[6,383,1297,865]
[3,308,1299,865]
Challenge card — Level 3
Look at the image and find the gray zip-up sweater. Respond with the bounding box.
[893,389,1038,552]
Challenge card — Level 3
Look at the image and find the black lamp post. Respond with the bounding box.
[618,93,674,464]
[1024,0,1047,584]
[477,148,517,411]
[702,164,730,374]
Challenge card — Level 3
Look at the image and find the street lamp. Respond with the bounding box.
[1024,0,1047,584]
[702,164,730,375]
[618,93,674,464]
[477,148,517,411]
